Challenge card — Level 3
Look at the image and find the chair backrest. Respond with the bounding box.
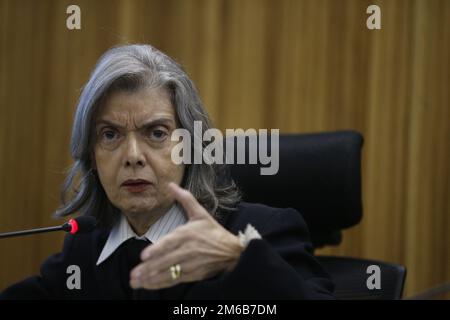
[227,130,364,248]
[226,130,407,299]
[316,256,407,299]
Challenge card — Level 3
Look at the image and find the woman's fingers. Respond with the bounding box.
[129,183,241,290]
[168,183,211,221]
[132,253,220,290]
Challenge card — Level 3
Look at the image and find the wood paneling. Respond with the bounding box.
[0,0,448,298]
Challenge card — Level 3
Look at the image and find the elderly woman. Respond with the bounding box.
[1,44,334,299]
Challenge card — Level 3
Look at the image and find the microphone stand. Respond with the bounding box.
[0,224,71,239]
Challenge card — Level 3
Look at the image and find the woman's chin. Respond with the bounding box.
[120,202,160,216]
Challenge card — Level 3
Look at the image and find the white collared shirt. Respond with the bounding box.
[96,204,187,266]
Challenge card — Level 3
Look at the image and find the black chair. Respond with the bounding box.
[227,130,406,299]
[316,256,406,300]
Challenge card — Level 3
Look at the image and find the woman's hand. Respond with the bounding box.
[129,182,244,290]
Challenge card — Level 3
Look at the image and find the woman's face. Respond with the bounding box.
[93,86,185,218]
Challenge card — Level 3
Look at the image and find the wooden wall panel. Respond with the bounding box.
[0,0,448,298]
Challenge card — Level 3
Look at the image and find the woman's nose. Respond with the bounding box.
[124,133,146,168]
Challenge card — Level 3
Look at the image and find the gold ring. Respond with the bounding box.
[170,264,181,281]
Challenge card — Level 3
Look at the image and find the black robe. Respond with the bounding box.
[0,202,335,299]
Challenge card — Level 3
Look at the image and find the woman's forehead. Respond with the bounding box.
[95,87,176,127]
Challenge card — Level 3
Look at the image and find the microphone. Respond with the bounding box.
[0,216,97,239]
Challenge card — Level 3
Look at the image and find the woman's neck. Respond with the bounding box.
[124,205,172,236]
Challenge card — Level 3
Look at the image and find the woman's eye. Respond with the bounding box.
[150,128,168,141]
[101,130,118,141]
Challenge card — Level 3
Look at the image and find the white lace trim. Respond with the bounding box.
[238,224,262,247]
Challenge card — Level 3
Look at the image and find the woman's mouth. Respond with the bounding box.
[121,179,152,193]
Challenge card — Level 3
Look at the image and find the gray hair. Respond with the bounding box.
[55,44,240,227]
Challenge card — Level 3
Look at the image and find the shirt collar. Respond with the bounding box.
[96,204,187,266]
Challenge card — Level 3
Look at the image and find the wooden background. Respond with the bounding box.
[0,0,448,298]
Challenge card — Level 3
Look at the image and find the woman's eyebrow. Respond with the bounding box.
[96,117,175,129]
[95,119,124,129]
[139,117,175,128]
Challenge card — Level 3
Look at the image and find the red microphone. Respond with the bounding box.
[0,216,97,239]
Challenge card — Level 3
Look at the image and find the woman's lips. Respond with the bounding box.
[121,179,152,193]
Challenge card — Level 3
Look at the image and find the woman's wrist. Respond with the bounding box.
[225,224,262,272]
[224,235,245,272]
